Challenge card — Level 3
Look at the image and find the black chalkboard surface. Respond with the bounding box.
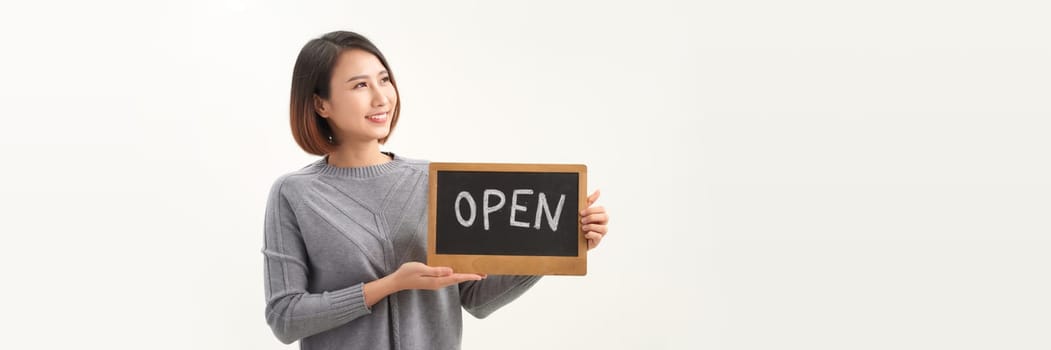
[427,163,587,275]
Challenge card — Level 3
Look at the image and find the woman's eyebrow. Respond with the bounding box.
[345,70,389,83]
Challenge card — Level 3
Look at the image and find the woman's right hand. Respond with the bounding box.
[364,262,484,307]
[390,262,485,291]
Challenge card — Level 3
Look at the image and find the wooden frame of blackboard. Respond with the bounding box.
[428,162,588,276]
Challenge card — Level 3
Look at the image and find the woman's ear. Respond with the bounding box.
[313,94,330,118]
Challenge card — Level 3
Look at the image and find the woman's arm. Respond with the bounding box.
[263,178,371,344]
[263,177,482,344]
[458,275,543,318]
[459,190,609,318]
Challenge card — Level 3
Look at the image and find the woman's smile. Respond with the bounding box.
[366,111,388,123]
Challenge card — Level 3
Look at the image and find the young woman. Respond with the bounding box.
[263,31,609,349]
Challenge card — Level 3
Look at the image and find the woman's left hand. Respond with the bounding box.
[580,189,609,250]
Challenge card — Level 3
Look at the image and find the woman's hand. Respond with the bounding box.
[390,262,485,291]
[581,189,609,250]
[364,262,484,307]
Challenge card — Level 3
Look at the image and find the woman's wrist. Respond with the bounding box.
[363,274,402,307]
[383,271,404,293]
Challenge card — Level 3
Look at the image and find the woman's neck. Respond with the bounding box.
[326,141,391,168]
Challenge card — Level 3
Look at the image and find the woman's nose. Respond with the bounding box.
[371,88,389,107]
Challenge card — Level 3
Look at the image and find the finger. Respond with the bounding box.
[449,273,484,281]
[587,189,601,206]
[437,274,483,287]
[580,205,605,217]
[587,236,601,250]
[585,231,604,251]
[585,232,603,242]
[581,212,608,225]
[582,224,608,235]
[586,232,601,247]
[424,266,453,277]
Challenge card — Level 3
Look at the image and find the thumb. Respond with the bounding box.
[588,189,601,206]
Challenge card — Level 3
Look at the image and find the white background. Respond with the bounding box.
[2,0,1049,349]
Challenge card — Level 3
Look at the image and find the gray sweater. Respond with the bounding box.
[263,154,542,349]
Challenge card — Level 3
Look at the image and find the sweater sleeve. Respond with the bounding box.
[458,275,542,319]
[262,177,372,344]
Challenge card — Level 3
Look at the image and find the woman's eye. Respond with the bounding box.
[354,82,367,88]
[381,76,391,83]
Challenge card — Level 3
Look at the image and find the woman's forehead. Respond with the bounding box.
[334,49,386,77]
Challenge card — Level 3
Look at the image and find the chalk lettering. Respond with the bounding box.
[509,189,533,228]
[534,192,566,232]
[453,189,567,231]
[455,191,476,227]
[482,189,505,231]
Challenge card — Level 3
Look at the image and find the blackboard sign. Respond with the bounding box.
[428,163,587,275]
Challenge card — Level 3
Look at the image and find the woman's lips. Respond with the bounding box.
[366,112,387,123]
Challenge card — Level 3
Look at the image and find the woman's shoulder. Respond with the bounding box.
[267,158,327,194]
[391,153,430,169]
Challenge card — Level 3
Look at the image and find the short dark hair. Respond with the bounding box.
[289,31,401,155]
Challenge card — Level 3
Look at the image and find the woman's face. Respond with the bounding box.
[315,49,398,145]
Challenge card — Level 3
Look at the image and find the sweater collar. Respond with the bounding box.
[316,152,402,178]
